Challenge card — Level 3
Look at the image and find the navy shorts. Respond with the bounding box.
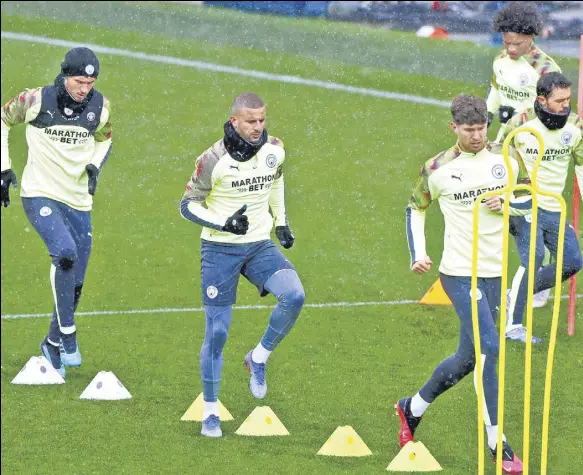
[201,239,295,306]
[22,197,92,283]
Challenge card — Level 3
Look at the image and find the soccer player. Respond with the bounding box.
[487,2,562,307]
[180,92,305,438]
[501,72,583,344]
[400,94,529,474]
[1,48,113,377]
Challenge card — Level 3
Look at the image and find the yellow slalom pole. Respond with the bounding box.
[538,193,567,473]
[472,127,544,475]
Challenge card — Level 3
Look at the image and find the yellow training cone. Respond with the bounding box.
[180,392,234,421]
[387,441,442,472]
[235,406,289,436]
[317,425,372,457]
[419,279,451,306]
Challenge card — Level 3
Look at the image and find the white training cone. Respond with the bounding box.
[11,356,65,385]
[79,371,132,400]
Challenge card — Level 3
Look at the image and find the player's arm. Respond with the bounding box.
[406,163,433,273]
[1,88,41,172]
[1,88,41,206]
[85,97,113,195]
[486,71,500,127]
[496,110,526,144]
[268,138,294,249]
[180,152,226,231]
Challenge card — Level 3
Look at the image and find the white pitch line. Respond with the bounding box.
[0,31,451,108]
[2,295,581,320]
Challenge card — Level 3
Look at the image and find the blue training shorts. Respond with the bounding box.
[201,239,295,306]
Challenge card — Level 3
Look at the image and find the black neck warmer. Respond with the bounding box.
[534,100,570,130]
[223,121,268,162]
[54,74,93,117]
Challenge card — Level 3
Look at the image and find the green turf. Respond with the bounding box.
[1,9,582,475]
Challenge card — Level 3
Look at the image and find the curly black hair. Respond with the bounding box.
[492,2,543,36]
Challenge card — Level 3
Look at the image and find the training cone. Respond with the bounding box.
[11,356,65,385]
[387,441,442,472]
[79,371,132,400]
[317,425,372,457]
[180,392,234,421]
[235,406,289,436]
[419,279,452,306]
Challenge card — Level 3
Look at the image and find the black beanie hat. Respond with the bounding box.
[61,47,99,78]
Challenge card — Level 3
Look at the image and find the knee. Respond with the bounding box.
[564,251,583,276]
[211,321,229,347]
[282,286,305,311]
[52,248,78,271]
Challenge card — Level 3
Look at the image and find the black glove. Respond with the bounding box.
[498,106,515,124]
[487,112,494,128]
[85,164,99,196]
[275,225,295,249]
[1,169,18,207]
[223,205,249,235]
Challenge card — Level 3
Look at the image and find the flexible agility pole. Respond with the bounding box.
[471,126,567,474]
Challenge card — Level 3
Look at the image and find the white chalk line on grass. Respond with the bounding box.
[0,31,451,108]
[2,295,580,320]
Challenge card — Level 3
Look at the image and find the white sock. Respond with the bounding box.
[252,343,272,364]
[486,425,506,450]
[203,401,219,420]
[410,393,430,418]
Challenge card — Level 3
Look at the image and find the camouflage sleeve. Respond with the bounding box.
[407,164,432,211]
[509,145,531,198]
[1,87,42,170]
[179,149,225,230]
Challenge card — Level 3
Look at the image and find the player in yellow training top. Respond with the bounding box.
[500,72,583,344]
[486,1,562,307]
[180,92,305,438]
[1,47,113,378]
[399,94,530,475]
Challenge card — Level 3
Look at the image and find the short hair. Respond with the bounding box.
[537,72,572,98]
[451,94,488,125]
[231,92,265,113]
[492,2,542,36]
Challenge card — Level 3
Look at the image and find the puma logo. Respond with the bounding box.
[229,165,240,171]
[451,173,463,182]
[47,110,55,119]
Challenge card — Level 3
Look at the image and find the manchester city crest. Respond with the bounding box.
[492,164,506,179]
[266,154,277,168]
[64,107,73,116]
[561,131,572,145]
[85,64,95,75]
[519,73,529,86]
[87,112,96,122]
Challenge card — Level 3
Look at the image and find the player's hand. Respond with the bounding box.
[85,164,99,196]
[1,169,18,207]
[483,196,503,212]
[275,225,295,249]
[223,205,249,235]
[411,256,432,274]
[498,106,515,124]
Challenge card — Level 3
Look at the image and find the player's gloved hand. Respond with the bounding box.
[275,225,295,249]
[1,169,18,207]
[85,164,99,196]
[223,205,249,235]
[487,112,494,128]
[498,106,515,124]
